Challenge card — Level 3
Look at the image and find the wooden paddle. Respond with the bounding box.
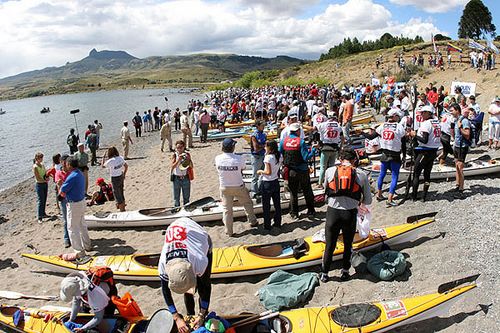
[0,290,58,301]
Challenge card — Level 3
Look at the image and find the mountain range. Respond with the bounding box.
[0,49,305,100]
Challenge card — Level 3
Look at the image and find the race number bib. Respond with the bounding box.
[382,129,395,141]
[326,129,339,139]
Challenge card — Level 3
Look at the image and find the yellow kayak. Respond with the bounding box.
[22,214,435,281]
[0,275,478,333]
[352,112,375,126]
[276,276,478,332]
[224,119,255,128]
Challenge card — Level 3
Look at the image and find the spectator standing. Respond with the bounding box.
[120,121,133,159]
[132,112,143,138]
[102,147,128,211]
[33,152,49,224]
[181,110,194,148]
[170,140,193,207]
[75,143,90,196]
[67,128,79,154]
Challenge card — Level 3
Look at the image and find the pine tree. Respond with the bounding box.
[458,0,496,39]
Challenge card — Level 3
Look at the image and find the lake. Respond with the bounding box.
[0,88,203,192]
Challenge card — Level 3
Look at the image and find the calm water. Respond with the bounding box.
[0,88,202,192]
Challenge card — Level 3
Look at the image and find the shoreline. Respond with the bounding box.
[0,121,499,332]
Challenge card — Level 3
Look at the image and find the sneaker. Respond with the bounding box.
[250,221,259,228]
[375,195,386,202]
[306,210,316,218]
[319,272,329,283]
[64,241,71,248]
[386,200,398,207]
[340,271,350,281]
[37,219,43,224]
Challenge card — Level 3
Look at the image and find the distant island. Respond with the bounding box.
[0,49,306,100]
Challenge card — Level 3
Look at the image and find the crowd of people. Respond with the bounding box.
[28,79,499,333]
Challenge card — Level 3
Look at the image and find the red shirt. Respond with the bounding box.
[427,91,438,105]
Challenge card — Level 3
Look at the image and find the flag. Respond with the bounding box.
[468,39,486,51]
[432,34,437,53]
[487,39,499,54]
[447,42,462,53]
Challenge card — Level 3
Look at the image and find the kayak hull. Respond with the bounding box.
[84,191,322,229]
[22,217,434,281]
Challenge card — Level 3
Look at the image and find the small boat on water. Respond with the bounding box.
[22,213,436,281]
[0,109,5,115]
[0,274,478,333]
[40,107,50,114]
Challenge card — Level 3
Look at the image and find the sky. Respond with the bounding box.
[0,0,499,79]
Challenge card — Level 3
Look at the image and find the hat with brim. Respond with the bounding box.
[77,143,84,147]
[494,96,500,103]
[420,105,434,114]
[60,276,90,302]
[164,258,196,294]
[388,109,401,118]
[178,154,191,171]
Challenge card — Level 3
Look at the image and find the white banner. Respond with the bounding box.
[371,78,380,86]
[451,81,476,97]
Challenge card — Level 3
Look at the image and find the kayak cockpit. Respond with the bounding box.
[247,240,309,259]
[138,197,217,217]
[134,254,160,268]
[0,306,18,316]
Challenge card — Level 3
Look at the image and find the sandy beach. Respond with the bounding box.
[0,125,499,332]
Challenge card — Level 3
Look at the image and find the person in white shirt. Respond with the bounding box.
[215,138,257,236]
[170,140,193,207]
[193,109,201,136]
[280,112,306,141]
[305,96,316,117]
[161,112,173,153]
[487,96,500,149]
[102,146,128,211]
[120,121,133,159]
[316,115,343,187]
[438,109,454,164]
[60,272,112,332]
[375,109,406,206]
[159,218,212,333]
[409,105,441,201]
[256,140,283,231]
[180,110,193,148]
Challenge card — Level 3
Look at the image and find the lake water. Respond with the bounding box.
[0,88,203,192]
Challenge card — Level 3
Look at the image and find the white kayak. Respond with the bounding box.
[366,155,500,181]
[243,173,320,189]
[85,190,324,228]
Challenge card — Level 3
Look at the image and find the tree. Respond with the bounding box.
[458,0,496,39]
[434,34,451,41]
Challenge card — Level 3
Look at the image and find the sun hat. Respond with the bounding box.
[77,143,84,147]
[222,138,237,149]
[60,275,90,302]
[178,153,191,171]
[289,123,301,132]
[493,96,500,103]
[164,258,196,294]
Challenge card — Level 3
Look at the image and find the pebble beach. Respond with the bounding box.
[0,125,499,332]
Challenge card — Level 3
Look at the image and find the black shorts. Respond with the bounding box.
[111,174,125,204]
[453,146,468,162]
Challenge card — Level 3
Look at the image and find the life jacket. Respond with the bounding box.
[282,136,303,169]
[86,266,118,298]
[325,165,362,200]
[111,292,143,322]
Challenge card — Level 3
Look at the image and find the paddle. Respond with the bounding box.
[0,290,58,301]
[402,83,419,203]
[230,310,278,329]
[437,274,480,294]
[406,211,438,223]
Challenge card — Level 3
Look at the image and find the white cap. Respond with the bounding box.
[60,275,90,302]
[388,109,401,118]
[289,123,301,131]
[420,105,434,114]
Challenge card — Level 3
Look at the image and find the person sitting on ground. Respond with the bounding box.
[60,269,117,332]
[88,178,114,206]
[159,217,212,333]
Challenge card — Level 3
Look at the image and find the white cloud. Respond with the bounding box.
[0,0,447,79]
[389,0,468,13]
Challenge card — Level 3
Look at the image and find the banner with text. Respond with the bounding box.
[451,81,476,97]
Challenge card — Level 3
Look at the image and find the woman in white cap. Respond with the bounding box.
[59,272,111,332]
[487,96,500,149]
[409,105,442,201]
[159,217,212,333]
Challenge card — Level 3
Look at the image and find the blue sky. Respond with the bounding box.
[0,0,499,79]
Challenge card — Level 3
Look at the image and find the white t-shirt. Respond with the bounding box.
[164,113,171,126]
[317,121,342,145]
[306,100,315,116]
[376,122,406,152]
[103,156,125,177]
[158,218,210,280]
[418,119,442,149]
[75,272,109,313]
[440,112,453,135]
[489,103,500,122]
[400,96,411,113]
[312,113,327,128]
[215,153,246,187]
[261,154,282,182]
[365,137,380,154]
[120,126,130,140]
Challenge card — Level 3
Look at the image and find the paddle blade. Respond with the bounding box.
[407,212,438,223]
[0,291,23,300]
[438,274,480,294]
